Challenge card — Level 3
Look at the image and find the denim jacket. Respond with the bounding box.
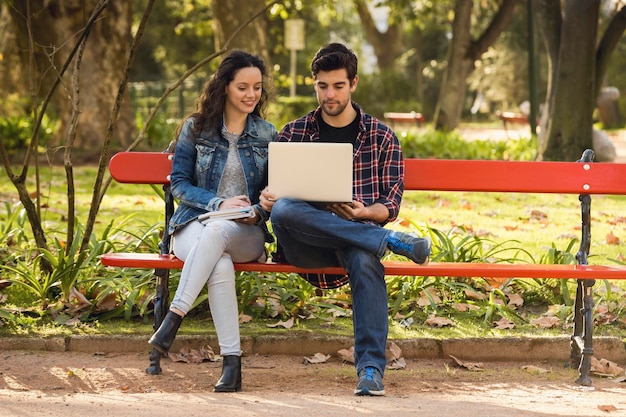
[168,114,276,242]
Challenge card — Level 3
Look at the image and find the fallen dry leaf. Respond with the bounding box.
[459,199,472,210]
[267,298,286,317]
[337,346,354,364]
[606,231,621,245]
[556,233,578,240]
[396,218,411,227]
[386,341,402,361]
[449,355,484,372]
[597,404,618,412]
[387,357,406,370]
[95,292,118,312]
[530,316,560,328]
[266,318,294,329]
[239,313,252,323]
[464,289,486,301]
[608,216,626,225]
[484,277,509,288]
[169,344,217,363]
[417,288,441,307]
[493,317,515,329]
[507,293,524,308]
[591,357,625,377]
[425,316,454,327]
[530,209,548,221]
[303,353,330,364]
[521,365,550,374]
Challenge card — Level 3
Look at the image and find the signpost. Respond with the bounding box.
[284,19,305,97]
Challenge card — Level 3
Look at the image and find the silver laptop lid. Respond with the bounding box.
[268,142,353,203]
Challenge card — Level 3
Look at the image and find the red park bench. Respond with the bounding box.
[383,111,425,129]
[101,149,626,386]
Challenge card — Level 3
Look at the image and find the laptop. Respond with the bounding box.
[268,141,353,204]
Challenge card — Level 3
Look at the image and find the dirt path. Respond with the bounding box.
[1,350,625,416]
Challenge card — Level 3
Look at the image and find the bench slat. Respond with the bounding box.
[109,152,173,184]
[404,159,626,195]
[100,253,626,280]
[108,152,626,196]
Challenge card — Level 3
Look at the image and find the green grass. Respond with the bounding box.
[9,163,622,265]
[400,190,626,266]
[2,159,626,341]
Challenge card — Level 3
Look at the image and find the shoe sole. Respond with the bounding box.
[354,388,385,396]
[148,340,169,355]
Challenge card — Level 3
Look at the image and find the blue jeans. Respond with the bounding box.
[270,198,391,375]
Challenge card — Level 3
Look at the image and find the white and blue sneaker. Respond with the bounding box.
[354,367,385,396]
[387,232,431,265]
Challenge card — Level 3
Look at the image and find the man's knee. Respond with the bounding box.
[270,198,298,224]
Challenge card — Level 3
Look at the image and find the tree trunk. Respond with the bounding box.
[212,0,271,67]
[433,0,473,131]
[433,0,518,131]
[8,1,134,160]
[353,0,405,70]
[538,0,600,161]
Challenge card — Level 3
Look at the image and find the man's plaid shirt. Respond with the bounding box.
[276,102,405,225]
[274,102,405,289]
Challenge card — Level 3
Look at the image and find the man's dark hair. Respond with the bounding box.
[310,43,358,83]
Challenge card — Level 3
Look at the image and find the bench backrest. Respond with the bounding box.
[109,151,626,195]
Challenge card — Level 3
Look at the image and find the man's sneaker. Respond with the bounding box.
[387,232,431,265]
[354,367,385,396]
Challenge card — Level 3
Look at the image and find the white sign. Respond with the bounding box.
[284,19,305,50]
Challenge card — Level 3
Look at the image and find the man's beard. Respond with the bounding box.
[321,100,348,117]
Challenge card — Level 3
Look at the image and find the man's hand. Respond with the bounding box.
[327,201,390,224]
[327,201,362,221]
[259,188,276,212]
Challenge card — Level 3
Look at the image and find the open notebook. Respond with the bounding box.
[268,141,353,204]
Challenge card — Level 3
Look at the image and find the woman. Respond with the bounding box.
[148,50,276,392]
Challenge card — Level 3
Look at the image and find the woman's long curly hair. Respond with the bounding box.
[174,50,270,139]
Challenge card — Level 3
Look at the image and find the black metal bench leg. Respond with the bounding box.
[569,279,583,368]
[575,279,595,386]
[146,269,170,375]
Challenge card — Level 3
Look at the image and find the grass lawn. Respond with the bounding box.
[1,160,626,341]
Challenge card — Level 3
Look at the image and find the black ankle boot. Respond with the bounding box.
[214,355,242,392]
[148,311,183,354]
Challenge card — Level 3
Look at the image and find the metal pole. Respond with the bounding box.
[290,48,297,98]
[527,0,538,136]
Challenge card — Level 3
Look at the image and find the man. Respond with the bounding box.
[259,43,430,396]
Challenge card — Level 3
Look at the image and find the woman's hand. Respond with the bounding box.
[220,195,251,209]
[219,195,257,225]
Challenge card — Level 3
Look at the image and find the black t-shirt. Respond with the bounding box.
[317,113,359,146]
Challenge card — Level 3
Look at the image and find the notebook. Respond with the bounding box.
[268,141,353,204]
[198,206,254,222]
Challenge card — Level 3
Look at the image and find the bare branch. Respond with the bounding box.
[64,29,89,251]
[92,0,281,225]
[123,0,281,154]
[81,0,158,252]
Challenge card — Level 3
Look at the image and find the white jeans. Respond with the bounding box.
[170,219,265,356]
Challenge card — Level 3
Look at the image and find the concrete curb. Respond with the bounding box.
[1,334,624,363]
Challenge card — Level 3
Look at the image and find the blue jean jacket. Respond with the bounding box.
[168,114,276,241]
